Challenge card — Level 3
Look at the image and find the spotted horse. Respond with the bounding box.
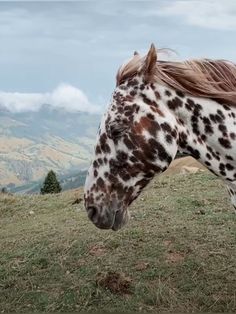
[84,44,236,230]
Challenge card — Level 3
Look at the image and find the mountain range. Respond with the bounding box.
[0,104,101,191]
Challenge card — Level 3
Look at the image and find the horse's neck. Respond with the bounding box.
[156,84,236,178]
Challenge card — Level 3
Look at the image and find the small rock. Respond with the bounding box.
[72,198,82,205]
[196,209,206,215]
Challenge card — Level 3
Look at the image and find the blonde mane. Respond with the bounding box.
[116,49,236,105]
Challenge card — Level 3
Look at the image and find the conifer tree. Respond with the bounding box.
[40,170,62,194]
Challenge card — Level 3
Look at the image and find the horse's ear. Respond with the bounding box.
[134,51,139,56]
[142,43,157,78]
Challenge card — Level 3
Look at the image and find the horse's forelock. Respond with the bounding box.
[116,47,236,105]
[116,54,143,86]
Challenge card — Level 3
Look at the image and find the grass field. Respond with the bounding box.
[0,172,235,312]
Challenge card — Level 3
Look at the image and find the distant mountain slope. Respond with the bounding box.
[0,105,100,187]
[9,169,87,194]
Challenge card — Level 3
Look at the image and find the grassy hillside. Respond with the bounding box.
[0,107,100,186]
[0,172,235,312]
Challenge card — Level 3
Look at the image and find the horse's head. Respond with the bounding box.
[84,44,178,230]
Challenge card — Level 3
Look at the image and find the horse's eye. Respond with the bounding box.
[110,127,121,138]
[108,124,126,139]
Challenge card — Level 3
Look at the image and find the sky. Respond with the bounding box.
[0,0,236,113]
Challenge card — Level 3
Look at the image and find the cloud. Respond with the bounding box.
[0,83,100,114]
[0,1,236,102]
[157,1,236,30]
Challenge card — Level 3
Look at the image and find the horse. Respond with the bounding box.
[84,44,236,231]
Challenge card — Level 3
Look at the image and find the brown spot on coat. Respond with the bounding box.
[218,137,232,149]
[167,97,183,110]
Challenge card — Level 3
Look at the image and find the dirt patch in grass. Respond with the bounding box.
[135,262,150,271]
[96,271,133,295]
[88,244,107,256]
[166,251,185,264]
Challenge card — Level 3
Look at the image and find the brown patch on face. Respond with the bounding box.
[124,105,135,118]
[133,116,160,137]
[155,91,161,99]
[147,113,155,120]
[97,177,105,190]
[123,136,136,150]
[108,173,119,184]
[150,105,165,117]
[119,170,131,181]
[124,94,134,102]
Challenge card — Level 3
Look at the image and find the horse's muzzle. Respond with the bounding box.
[86,205,129,231]
[87,206,113,229]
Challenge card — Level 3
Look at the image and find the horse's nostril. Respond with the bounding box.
[87,206,97,221]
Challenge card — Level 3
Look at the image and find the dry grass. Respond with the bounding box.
[0,172,235,312]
